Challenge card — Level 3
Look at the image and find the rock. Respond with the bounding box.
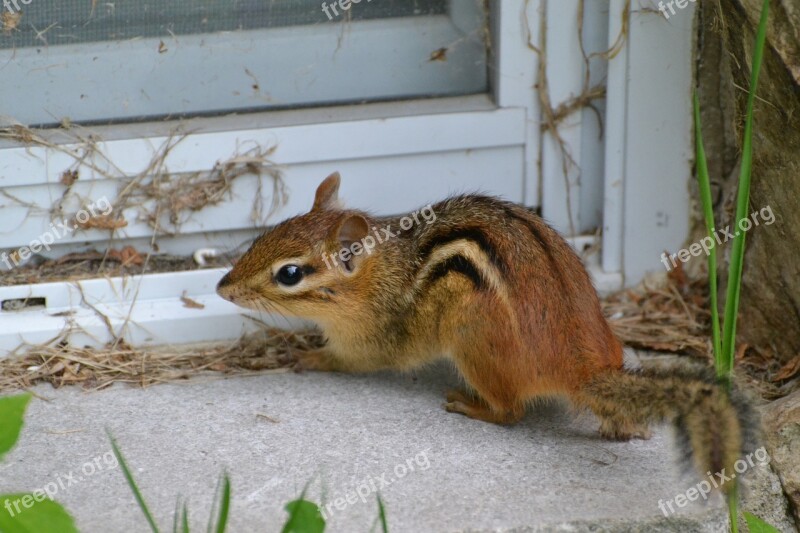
[739,0,800,85]
[761,389,800,527]
[739,457,797,533]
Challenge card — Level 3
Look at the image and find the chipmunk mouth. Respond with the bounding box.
[216,282,283,315]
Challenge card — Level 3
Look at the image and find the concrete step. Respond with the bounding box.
[0,363,728,532]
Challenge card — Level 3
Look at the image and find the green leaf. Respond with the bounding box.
[0,394,32,461]
[108,431,160,533]
[281,499,325,533]
[743,512,781,533]
[720,0,770,385]
[0,493,79,533]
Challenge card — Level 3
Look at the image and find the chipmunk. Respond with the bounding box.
[217,172,757,491]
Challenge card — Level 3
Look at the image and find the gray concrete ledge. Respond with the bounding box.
[0,363,728,532]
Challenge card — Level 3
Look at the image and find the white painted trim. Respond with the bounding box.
[620,1,693,284]
[540,0,585,236]
[1,107,525,188]
[577,0,610,234]
[491,0,542,207]
[0,269,267,351]
[601,0,629,277]
[0,107,528,254]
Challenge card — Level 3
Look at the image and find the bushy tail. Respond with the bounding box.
[579,365,759,493]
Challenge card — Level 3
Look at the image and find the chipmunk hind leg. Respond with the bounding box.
[444,341,528,425]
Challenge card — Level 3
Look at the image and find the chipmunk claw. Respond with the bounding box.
[293,350,339,372]
[445,390,479,417]
[444,400,470,416]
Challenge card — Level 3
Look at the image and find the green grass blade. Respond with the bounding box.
[182,503,190,533]
[107,431,161,533]
[212,474,231,533]
[173,497,181,533]
[172,498,190,533]
[206,476,218,533]
[720,0,770,383]
[376,495,388,533]
[729,488,739,533]
[693,92,722,368]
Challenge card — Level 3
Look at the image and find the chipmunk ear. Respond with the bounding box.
[335,214,371,273]
[337,214,370,248]
[312,172,341,212]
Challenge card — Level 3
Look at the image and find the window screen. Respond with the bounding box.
[0,0,448,49]
[0,1,488,125]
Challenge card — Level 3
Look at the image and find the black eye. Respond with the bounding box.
[276,264,304,286]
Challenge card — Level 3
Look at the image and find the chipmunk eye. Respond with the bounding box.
[276,264,304,286]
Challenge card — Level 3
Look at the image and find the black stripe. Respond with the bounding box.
[500,205,551,252]
[501,205,569,290]
[419,226,506,275]
[425,254,487,290]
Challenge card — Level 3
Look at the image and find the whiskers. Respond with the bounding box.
[251,297,296,331]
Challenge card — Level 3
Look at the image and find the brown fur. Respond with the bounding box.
[218,173,757,489]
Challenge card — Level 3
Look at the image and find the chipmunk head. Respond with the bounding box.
[217,172,376,321]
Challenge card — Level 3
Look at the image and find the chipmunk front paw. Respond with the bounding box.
[293,349,339,372]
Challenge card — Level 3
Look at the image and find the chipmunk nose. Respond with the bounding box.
[216,272,233,296]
